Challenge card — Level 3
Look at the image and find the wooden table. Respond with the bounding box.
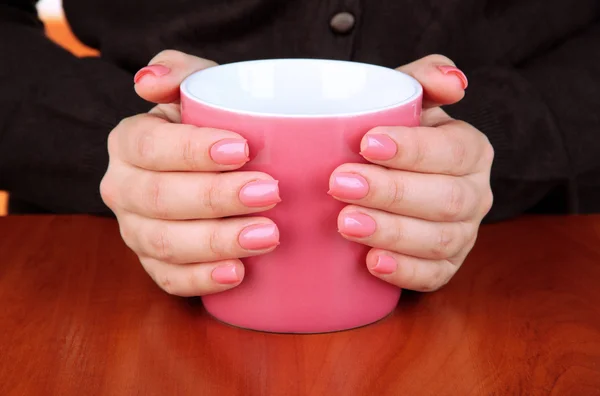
[1,215,600,395]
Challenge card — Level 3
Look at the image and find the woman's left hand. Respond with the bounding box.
[329,55,494,292]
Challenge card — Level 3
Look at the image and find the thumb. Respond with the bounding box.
[396,54,468,108]
[134,50,217,104]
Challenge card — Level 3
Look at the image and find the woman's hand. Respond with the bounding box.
[330,55,494,292]
[100,50,281,297]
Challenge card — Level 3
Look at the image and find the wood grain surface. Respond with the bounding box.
[1,215,599,395]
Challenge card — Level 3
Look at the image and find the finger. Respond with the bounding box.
[359,120,494,176]
[336,206,477,260]
[120,214,279,264]
[134,49,218,104]
[112,166,280,220]
[149,103,182,124]
[396,54,467,108]
[329,165,480,222]
[141,257,244,297]
[113,114,249,171]
[365,249,457,292]
[421,107,452,127]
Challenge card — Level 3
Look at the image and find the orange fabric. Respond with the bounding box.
[44,18,99,57]
[0,17,93,215]
[0,192,7,215]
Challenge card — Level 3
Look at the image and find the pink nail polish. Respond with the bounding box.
[210,139,249,165]
[212,264,240,285]
[134,64,171,84]
[239,223,280,250]
[239,180,281,207]
[370,255,397,275]
[338,212,377,238]
[328,173,369,200]
[360,134,398,161]
[437,65,468,89]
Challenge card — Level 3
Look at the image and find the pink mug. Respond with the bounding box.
[180,59,422,333]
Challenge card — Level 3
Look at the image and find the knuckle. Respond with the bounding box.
[140,259,184,297]
[404,261,446,292]
[422,266,452,292]
[118,223,131,245]
[186,267,211,296]
[113,115,137,140]
[135,127,156,166]
[118,223,138,253]
[144,174,169,218]
[440,180,465,221]
[386,222,406,249]
[147,222,175,262]
[99,175,117,208]
[157,271,177,295]
[180,129,204,169]
[482,140,495,165]
[405,261,422,288]
[450,136,468,172]
[410,132,427,169]
[430,225,458,259]
[481,189,494,216]
[386,172,406,208]
[413,263,452,293]
[201,177,226,217]
[107,129,119,155]
[465,224,480,246]
[419,278,440,293]
[115,116,132,131]
[207,227,225,260]
[111,115,146,159]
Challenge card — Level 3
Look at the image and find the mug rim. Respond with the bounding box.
[180,58,423,119]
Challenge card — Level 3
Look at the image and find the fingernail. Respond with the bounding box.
[360,134,398,161]
[210,139,249,165]
[338,212,377,238]
[239,180,281,207]
[328,173,369,200]
[369,255,397,275]
[134,64,171,84]
[212,264,240,285]
[239,223,280,250]
[437,65,468,89]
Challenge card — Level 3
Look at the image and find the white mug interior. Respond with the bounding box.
[181,58,422,118]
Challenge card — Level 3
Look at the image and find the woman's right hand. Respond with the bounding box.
[100,50,281,297]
